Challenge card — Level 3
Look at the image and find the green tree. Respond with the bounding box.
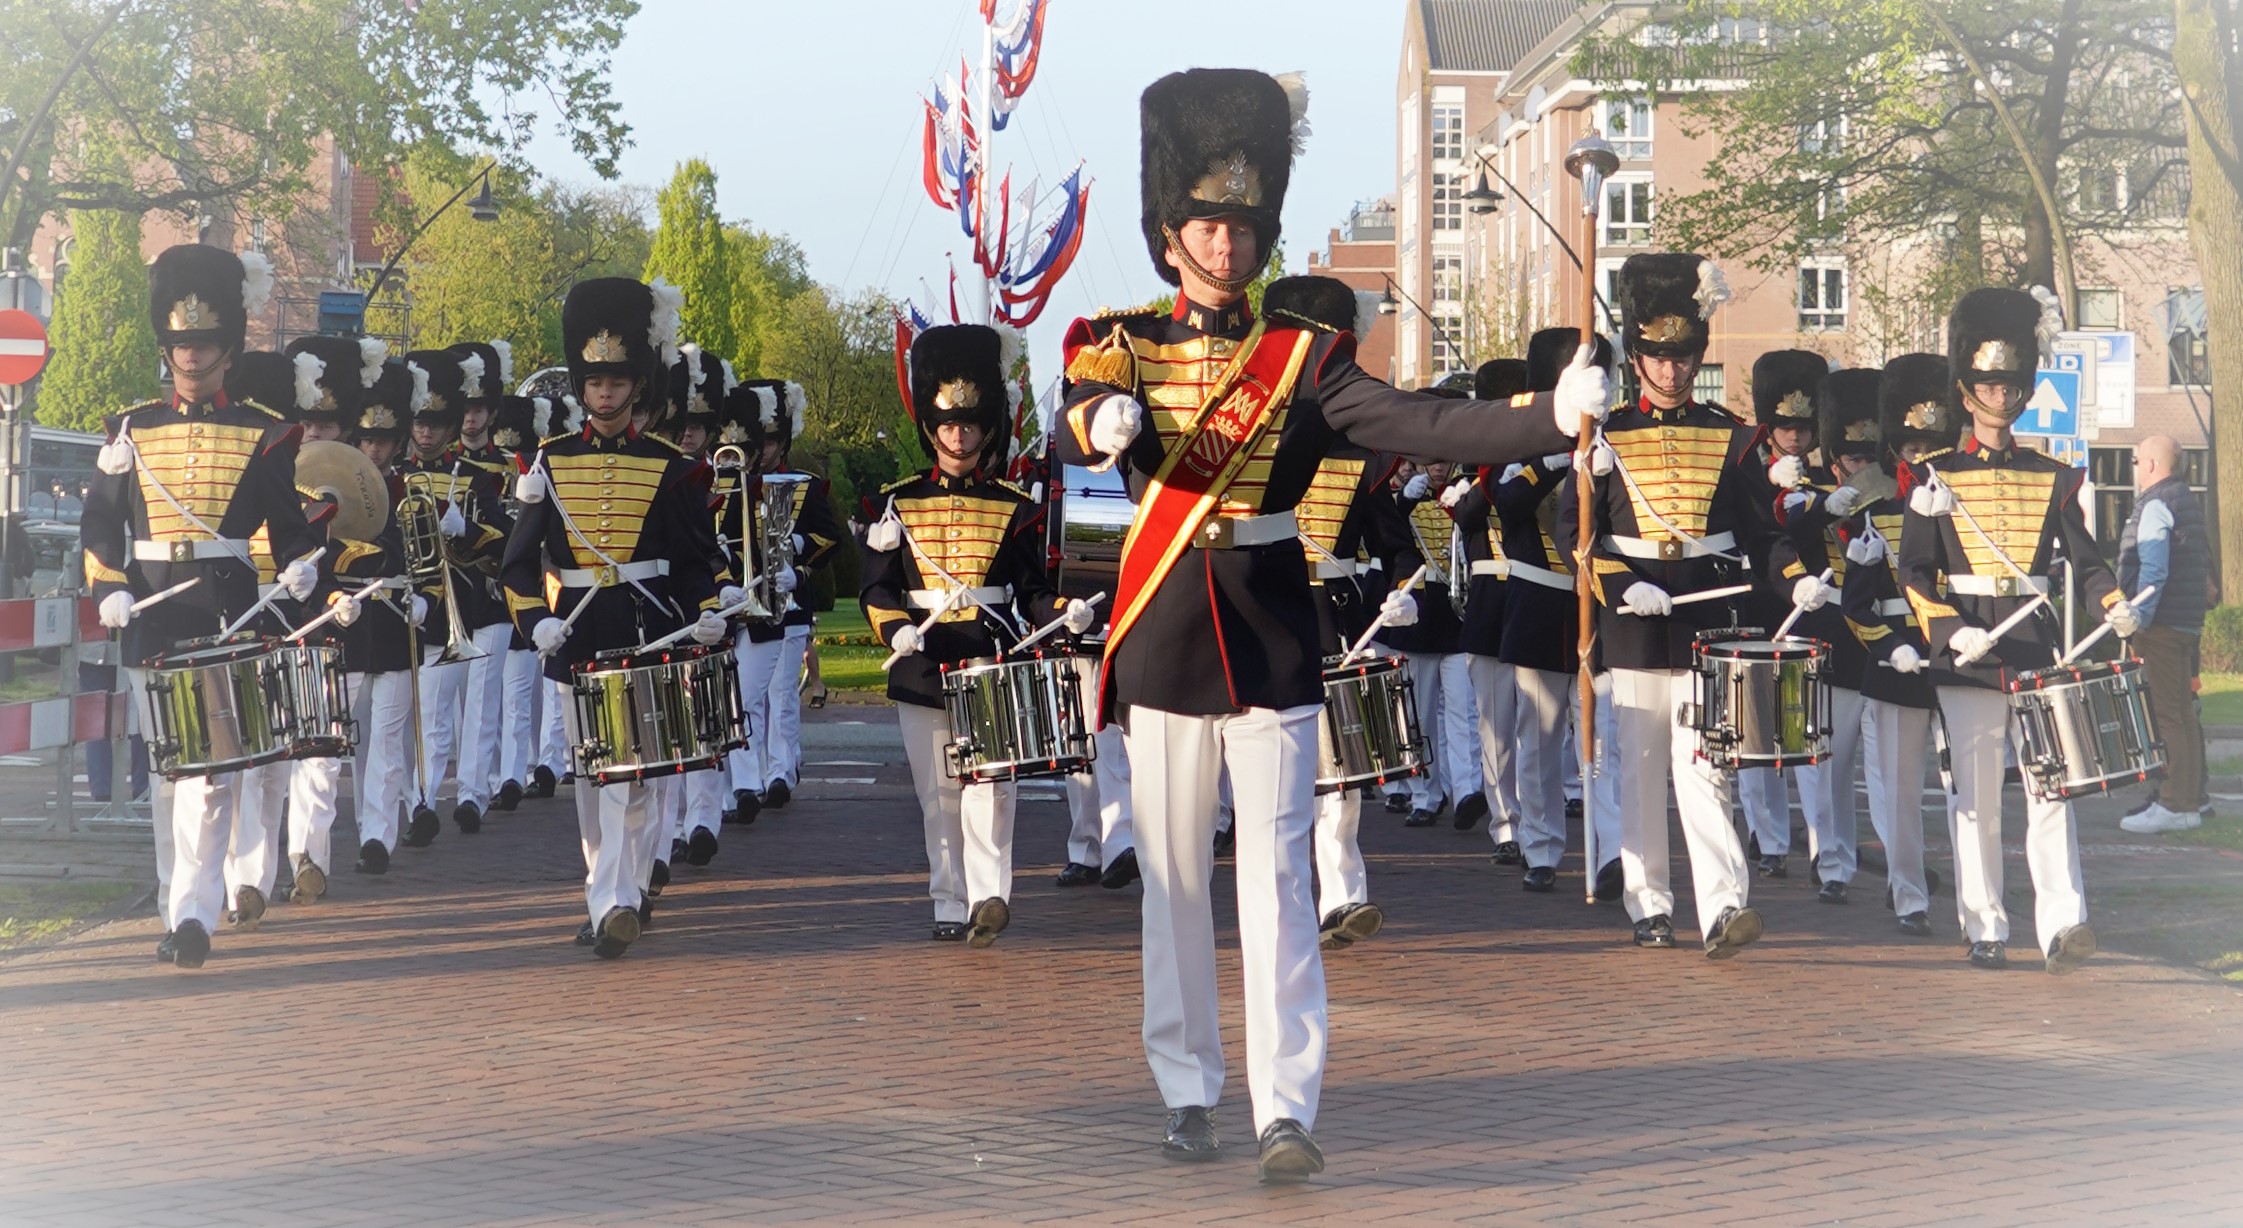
[643,160,733,358]
[2174,0,2243,593]
[36,206,159,431]
[725,222,813,376]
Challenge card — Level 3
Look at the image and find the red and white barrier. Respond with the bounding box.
[0,596,125,755]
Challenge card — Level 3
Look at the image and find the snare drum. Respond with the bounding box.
[144,634,353,779]
[939,649,1096,782]
[2007,658,2164,800]
[1687,631,1830,770]
[570,643,746,786]
[1317,654,1427,795]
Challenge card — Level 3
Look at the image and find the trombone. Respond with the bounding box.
[399,486,487,666]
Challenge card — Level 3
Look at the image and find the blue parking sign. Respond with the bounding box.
[2023,369,2080,436]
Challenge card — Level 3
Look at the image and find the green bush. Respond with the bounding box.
[2203,605,2243,672]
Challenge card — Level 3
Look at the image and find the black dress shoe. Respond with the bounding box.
[1211,827,1235,856]
[2045,923,2097,975]
[226,885,266,931]
[966,897,1011,948]
[764,778,792,809]
[931,921,967,942]
[1968,940,2008,969]
[1817,879,1849,905]
[527,765,557,799]
[493,779,523,811]
[1746,832,1761,860]
[1100,848,1141,889]
[1161,1106,1220,1160]
[1319,902,1383,951]
[1055,862,1100,887]
[1704,906,1764,960]
[354,839,389,875]
[171,919,211,969]
[729,789,761,825]
[1594,859,1624,903]
[1564,797,1583,819]
[1926,867,1943,897]
[1257,1119,1324,1184]
[671,837,689,865]
[1490,839,1525,866]
[648,860,669,894]
[1404,808,1440,827]
[573,921,597,947]
[453,800,481,834]
[593,907,639,959]
[155,931,178,963]
[1454,791,1489,830]
[1755,853,1788,879]
[1634,914,1676,948]
[1522,865,1558,892]
[289,857,326,904]
[1897,911,1933,937]
[635,898,653,927]
[560,770,576,785]
[686,827,719,866]
[404,806,440,847]
[1383,792,1410,814]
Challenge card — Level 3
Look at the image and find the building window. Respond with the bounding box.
[1432,251,1463,303]
[1603,178,1653,246]
[1433,307,1466,372]
[2166,287,2208,386]
[1798,117,1846,157]
[1432,172,1463,232]
[1432,101,1464,165]
[1693,364,1726,406]
[1799,260,1847,331]
[1604,97,1652,160]
[2077,287,2121,330]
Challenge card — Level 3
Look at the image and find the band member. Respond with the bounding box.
[1898,288,2130,973]
[490,390,552,815]
[1385,450,1476,827]
[1841,352,1955,936]
[1449,359,1531,851]
[345,361,430,876]
[1054,69,1597,1180]
[662,344,736,866]
[863,324,1085,944]
[1557,251,1764,958]
[502,276,727,960]
[82,244,319,969]
[1058,594,1134,888]
[445,340,523,822]
[717,380,770,824]
[1492,329,1623,897]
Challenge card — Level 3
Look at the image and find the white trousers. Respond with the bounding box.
[1095,723,1136,863]
[1739,766,1791,856]
[1610,668,1749,935]
[537,674,570,777]
[288,753,342,877]
[418,648,468,800]
[1467,654,1520,840]
[129,664,239,933]
[1513,667,1623,871]
[454,623,514,807]
[352,670,415,850]
[684,767,726,839]
[225,760,292,902]
[564,702,655,922]
[897,702,1015,922]
[1936,686,2087,951]
[639,775,676,885]
[740,627,810,789]
[1795,686,1867,884]
[1861,698,1935,917]
[1312,788,1366,916]
[497,648,540,790]
[1403,652,1478,807]
[1127,703,1325,1135]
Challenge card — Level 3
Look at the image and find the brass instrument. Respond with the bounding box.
[399,487,487,665]
[751,474,809,624]
[711,444,747,471]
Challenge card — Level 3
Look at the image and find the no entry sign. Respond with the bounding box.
[0,310,48,386]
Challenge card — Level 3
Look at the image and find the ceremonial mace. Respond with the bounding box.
[1563,131,1619,905]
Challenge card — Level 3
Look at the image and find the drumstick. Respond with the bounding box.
[1339,564,1430,667]
[128,577,200,615]
[1985,590,2051,645]
[219,547,327,637]
[882,583,971,671]
[282,577,392,643]
[2059,585,2156,666]
[640,590,769,654]
[1772,568,1835,641]
[1011,591,1106,655]
[1616,582,1753,616]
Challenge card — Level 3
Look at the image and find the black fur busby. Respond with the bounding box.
[1140,69,1306,287]
[1475,358,1530,401]
[737,377,808,455]
[149,244,271,355]
[907,324,1013,461]
[1948,286,2054,392]
[447,340,510,405]
[666,344,733,428]
[1617,252,1727,360]
[1261,275,1374,336]
[1525,326,1615,392]
[561,276,681,405]
[1753,349,1829,427]
[489,395,537,453]
[225,351,296,418]
[356,360,415,442]
[403,349,466,426]
[1817,368,1883,459]
[718,381,768,455]
[284,335,380,426]
[1880,352,1963,457]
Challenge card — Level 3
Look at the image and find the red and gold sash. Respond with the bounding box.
[1099,321,1317,714]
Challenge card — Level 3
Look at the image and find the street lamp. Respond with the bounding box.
[1380,272,1465,377]
[1467,147,1615,330]
[362,161,502,309]
[1463,171,1502,215]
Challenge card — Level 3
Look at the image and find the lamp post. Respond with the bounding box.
[1561,130,1619,906]
[1463,148,1617,331]
[359,161,501,320]
[1378,272,1468,382]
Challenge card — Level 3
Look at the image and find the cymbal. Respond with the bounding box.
[295,441,388,543]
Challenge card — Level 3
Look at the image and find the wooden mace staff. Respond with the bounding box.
[1562,131,1619,905]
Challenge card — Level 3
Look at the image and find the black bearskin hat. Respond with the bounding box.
[1753,349,1828,427]
[666,344,732,428]
[1475,358,1529,401]
[1617,252,1727,360]
[1261,275,1373,336]
[1525,326,1615,392]
[719,381,769,455]
[284,335,382,426]
[737,377,807,454]
[561,276,681,405]
[355,359,415,442]
[907,324,1012,461]
[1880,352,1964,456]
[1140,68,1305,287]
[1948,286,2053,392]
[225,351,295,418]
[403,349,467,426]
[489,395,538,453]
[447,340,510,405]
[1817,367,1883,459]
[149,244,270,355]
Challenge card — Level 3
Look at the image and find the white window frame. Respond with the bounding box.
[1798,258,1847,332]
[1603,97,1653,161]
[2078,287,2122,331]
[1603,174,1654,247]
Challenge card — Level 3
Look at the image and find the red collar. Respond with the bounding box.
[173,389,231,412]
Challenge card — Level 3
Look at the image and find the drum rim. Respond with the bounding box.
[147,634,282,668]
[1319,653,1405,676]
[941,649,1080,674]
[1699,637,1827,660]
[575,642,735,676]
[2005,658,2143,692]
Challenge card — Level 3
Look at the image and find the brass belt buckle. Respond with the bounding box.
[594,563,619,588]
[1199,518,1234,549]
[1657,539,1685,562]
[170,541,194,563]
[1995,575,2020,597]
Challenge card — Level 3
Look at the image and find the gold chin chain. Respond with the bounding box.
[1960,383,2025,424]
[1162,225,1261,296]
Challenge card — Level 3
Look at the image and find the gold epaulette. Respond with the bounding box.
[1092,304,1162,321]
[643,434,684,455]
[990,478,1031,501]
[1701,400,1741,423]
[879,476,921,495]
[242,398,287,421]
[538,431,573,447]
[1066,324,1137,388]
[1265,308,1335,334]
[1918,448,1955,465]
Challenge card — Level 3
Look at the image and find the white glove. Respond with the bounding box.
[1554,344,1610,436]
[773,567,797,595]
[1499,463,1526,485]
[513,469,547,504]
[719,584,747,609]
[1825,485,1865,517]
[864,515,902,552]
[1768,454,1805,488]
[97,438,134,476]
[1439,477,1474,509]
[1088,393,1143,456]
[98,591,133,629]
[440,504,467,539]
[1402,473,1432,501]
[1889,643,1926,674]
[1622,581,1673,617]
[531,616,569,656]
[690,610,728,645]
[2106,600,2141,638]
[1846,532,1886,566]
[1541,452,1574,469]
[408,594,429,629]
[1379,588,1420,627]
[1949,626,1995,667]
[890,623,926,657]
[1909,482,1955,517]
[1060,598,1097,635]
[329,593,362,628]
[1792,574,1835,611]
[1782,491,1813,517]
[277,558,319,601]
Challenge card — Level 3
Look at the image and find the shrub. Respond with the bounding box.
[2202,605,2243,672]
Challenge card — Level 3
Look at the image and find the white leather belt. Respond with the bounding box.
[1603,531,1736,561]
[1874,597,1912,617]
[1468,560,1511,580]
[1313,558,1358,580]
[1944,573,2048,597]
[1505,561,1573,591]
[257,582,280,600]
[908,585,1010,610]
[133,537,251,563]
[1193,509,1297,549]
[550,559,669,588]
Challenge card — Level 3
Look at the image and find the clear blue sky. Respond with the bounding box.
[516,0,1406,377]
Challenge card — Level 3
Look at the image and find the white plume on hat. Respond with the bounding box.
[239,250,275,317]
[406,361,431,414]
[2028,284,2065,353]
[489,339,514,388]
[784,381,806,439]
[1351,290,1380,340]
[531,396,554,437]
[753,385,778,431]
[995,324,1023,374]
[357,337,388,387]
[292,351,327,412]
[648,278,684,369]
[458,351,486,399]
[1695,260,1731,321]
[561,395,585,432]
[681,342,706,391]
[1274,72,1312,155]
[719,358,737,393]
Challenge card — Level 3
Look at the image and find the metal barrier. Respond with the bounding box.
[0,593,137,833]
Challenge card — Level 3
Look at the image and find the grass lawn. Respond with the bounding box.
[2203,673,2243,726]
[812,601,888,695]
[0,880,141,953]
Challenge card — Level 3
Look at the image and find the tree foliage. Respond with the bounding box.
[726,222,813,377]
[36,205,159,431]
[642,159,733,361]
[2173,0,2243,593]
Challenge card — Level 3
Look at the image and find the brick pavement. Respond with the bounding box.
[2,705,2240,1226]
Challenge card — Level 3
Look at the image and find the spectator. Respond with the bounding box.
[2120,435,2213,833]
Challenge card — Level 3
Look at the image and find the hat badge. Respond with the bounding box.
[1903,401,1943,430]
[934,378,982,411]
[1777,390,1812,418]
[1972,339,2022,374]
[363,405,398,431]
[167,293,213,332]
[1639,315,1691,345]
[582,330,628,363]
